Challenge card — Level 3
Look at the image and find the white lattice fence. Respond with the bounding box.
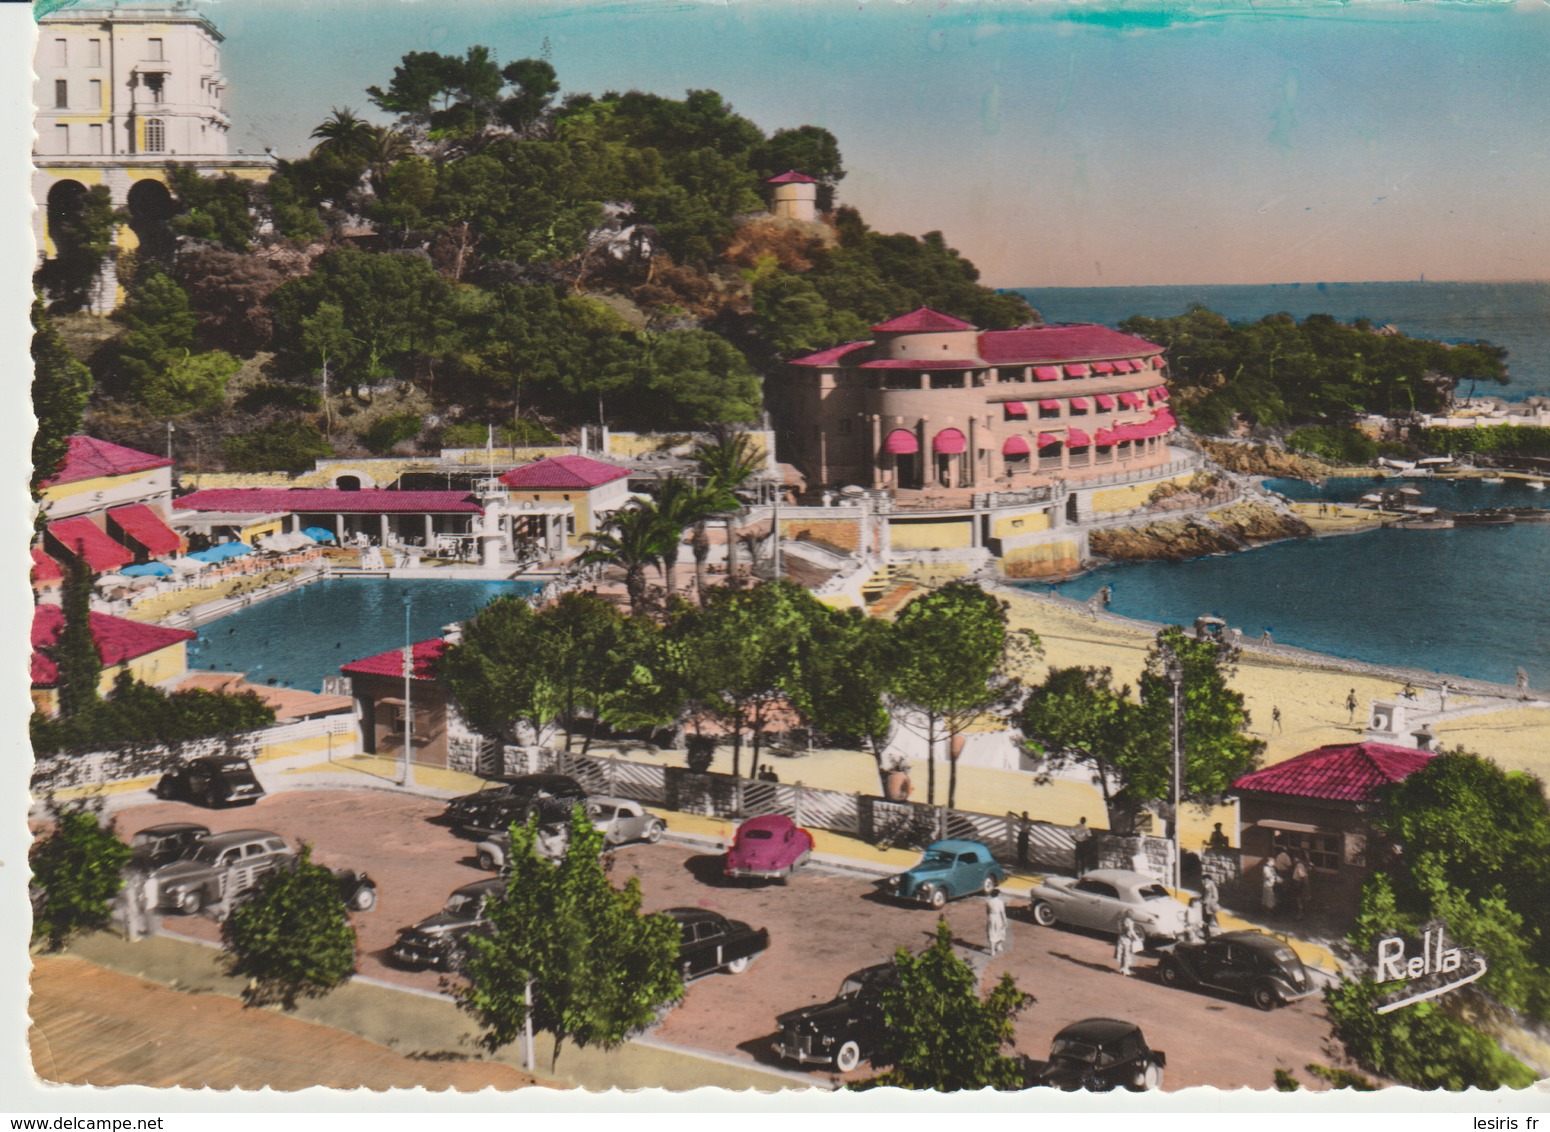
[794,786,861,837]
[604,759,668,805]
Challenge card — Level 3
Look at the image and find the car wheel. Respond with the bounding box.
[1031,900,1057,927]
[926,886,948,909]
[477,850,498,872]
[1143,1062,1164,1091]
[351,885,377,913]
[981,874,997,895]
[835,1041,862,1073]
[647,822,664,844]
[443,945,466,974]
[726,955,751,974]
[177,889,203,915]
[1159,959,1183,988]
[1251,982,1280,1011]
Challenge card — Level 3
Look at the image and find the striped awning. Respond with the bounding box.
[933,428,967,454]
[1003,435,1030,456]
[883,429,920,455]
[1034,366,1061,382]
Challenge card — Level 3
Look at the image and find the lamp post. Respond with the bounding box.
[400,593,415,789]
[1164,648,1185,891]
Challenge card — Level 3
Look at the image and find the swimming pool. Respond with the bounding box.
[186,577,540,692]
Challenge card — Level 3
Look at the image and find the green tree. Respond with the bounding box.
[862,918,1032,1091]
[1017,666,1139,831]
[166,165,259,251]
[441,596,553,742]
[29,798,132,951]
[51,552,102,722]
[889,583,1029,809]
[458,807,683,1069]
[30,297,93,496]
[112,267,198,398]
[222,420,334,474]
[690,428,763,591]
[135,348,242,416]
[580,501,679,617]
[790,606,895,785]
[753,124,845,211]
[631,330,761,426]
[368,47,558,141]
[309,107,379,159]
[221,843,358,1009]
[37,183,116,310]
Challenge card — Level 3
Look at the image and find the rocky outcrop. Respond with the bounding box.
[1199,438,1336,481]
[1090,503,1312,563]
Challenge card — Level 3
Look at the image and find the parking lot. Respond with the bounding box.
[119,788,1342,1091]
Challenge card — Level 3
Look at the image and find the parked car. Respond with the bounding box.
[146,829,294,914]
[664,907,769,980]
[332,868,378,913]
[1034,1018,1166,1092]
[589,796,667,847]
[474,821,573,871]
[725,814,815,881]
[127,823,211,868]
[152,756,265,807]
[442,774,587,837]
[1158,931,1317,1010]
[388,878,506,972]
[774,962,898,1072]
[884,839,1006,908]
[1027,869,1192,944]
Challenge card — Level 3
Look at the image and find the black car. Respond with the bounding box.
[153,756,265,807]
[1158,930,1317,1010]
[774,962,898,1072]
[664,907,769,980]
[128,823,211,867]
[333,868,378,913]
[389,878,505,972]
[442,774,587,837]
[1035,1018,1166,1092]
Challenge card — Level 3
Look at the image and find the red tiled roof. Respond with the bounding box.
[175,489,483,514]
[108,504,183,557]
[767,170,817,184]
[41,435,173,488]
[1233,742,1435,803]
[32,549,62,585]
[46,517,134,572]
[341,638,446,682]
[858,358,980,370]
[872,308,977,334]
[977,325,1162,365]
[498,455,631,490]
[789,341,872,367]
[31,604,195,687]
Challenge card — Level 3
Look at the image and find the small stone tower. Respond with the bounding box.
[767,170,818,222]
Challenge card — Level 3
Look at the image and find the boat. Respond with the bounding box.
[1453,509,1516,525]
[1528,481,1546,490]
[1481,476,1506,485]
[1508,508,1550,523]
[1386,517,1454,530]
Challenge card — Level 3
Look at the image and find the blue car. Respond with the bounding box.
[885,839,1007,908]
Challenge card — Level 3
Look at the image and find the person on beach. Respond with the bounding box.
[1518,667,1532,700]
[1261,860,1279,912]
[1115,912,1143,976]
[985,887,1009,957]
[1439,682,1452,715]
[1345,688,1359,722]
[1401,682,1418,700]
[1271,706,1283,733]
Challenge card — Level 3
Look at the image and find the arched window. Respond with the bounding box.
[144,118,165,153]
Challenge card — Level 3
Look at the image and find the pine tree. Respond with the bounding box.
[53,551,102,722]
[29,297,93,497]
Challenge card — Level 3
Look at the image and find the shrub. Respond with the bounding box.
[223,419,333,473]
[685,735,716,773]
[29,798,132,951]
[363,412,424,455]
[236,381,323,412]
[1286,425,1379,465]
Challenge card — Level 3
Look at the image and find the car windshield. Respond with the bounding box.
[190,842,231,864]
[742,830,774,840]
[444,893,482,916]
[921,850,954,865]
[1137,884,1173,900]
[838,975,868,998]
[1268,943,1300,966]
[591,806,617,821]
[1050,1039,1099,1064]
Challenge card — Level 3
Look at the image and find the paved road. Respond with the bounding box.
[120,789,1341,1091]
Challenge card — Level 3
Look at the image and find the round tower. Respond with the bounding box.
[767,170,818,222]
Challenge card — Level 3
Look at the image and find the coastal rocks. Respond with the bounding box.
[1199,438,1337,481]
[1090,503,1311,563]
[1210,501,1314,542]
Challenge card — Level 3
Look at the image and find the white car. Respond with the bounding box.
[1027,868,1192,943]
[474,798,666,871]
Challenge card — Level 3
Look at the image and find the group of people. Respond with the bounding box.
[1261,837,1314,920]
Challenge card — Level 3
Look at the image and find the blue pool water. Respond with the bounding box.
[1028,481,1550,686]
[187,578,539,692]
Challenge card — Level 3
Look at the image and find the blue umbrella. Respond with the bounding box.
[302,526,337,544]
[189,541,255,563]
[121,561,173,577]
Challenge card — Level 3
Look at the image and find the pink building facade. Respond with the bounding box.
[776,309,1176,492]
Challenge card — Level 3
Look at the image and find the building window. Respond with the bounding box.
[145,72,165,103]
[55,79,68,109]
[148,37,164,61]
[55,38,68,65]
[145,118,166,153]
[54,124,70,155]
[88,38,102,67]
[89,123,104,154]
[928,372,966,390]
[89,79,102,109]
[1275,830,1342,873]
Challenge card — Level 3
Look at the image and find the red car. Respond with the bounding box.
[725,814,815,881]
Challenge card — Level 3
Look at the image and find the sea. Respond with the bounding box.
[1002,280,1550,686]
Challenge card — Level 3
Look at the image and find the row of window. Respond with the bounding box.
[50,119,164,155]
[52,36,162,66]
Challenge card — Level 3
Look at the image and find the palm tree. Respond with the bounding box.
[580,502,677,617]
[309,107,378,159]
[652,475,716,604]
[363,128,414,196]
[691,429,764,596]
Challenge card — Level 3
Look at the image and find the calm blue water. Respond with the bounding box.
[188,578,538,692]
[1009,281,1550,400]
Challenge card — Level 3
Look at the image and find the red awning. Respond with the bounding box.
[1119,392,1145,408]
[108,504,182,557]
[1067,428,1091,447]
[1065,364,1091,378]
[1152,387,1171,401]
[1092,361,1116,374]
[1037,433,1063,449]
[1095,394,1117,410]
[47,518,134,572]
[1095,428,1119,446]
[1002,435,1030,456]
[883,429,920,455]
[933,428,967,455]
[1069,398,1091,411]
[1152,356,1166,369]
[1002,401,1027,417]
[1039,399,1061,411]
[1034,366,1061,381]
[32,548,62,584]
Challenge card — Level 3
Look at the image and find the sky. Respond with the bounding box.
[111,0,1550,289]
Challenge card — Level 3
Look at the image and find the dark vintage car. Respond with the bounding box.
[885,839,1006,908]
[1158,930,1317,1010]
[332,868,378,913]
[152,756,266,807]
[725,814,815,881]
[389,878,506,972]
[145,828,294,914]
[665,907,769,980]
[1034,1018,1166,1092]
[442,774,587,837]
[774,962,898,1072]
[128,823,211,867]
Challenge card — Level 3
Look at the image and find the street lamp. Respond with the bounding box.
[400,593,415,789]
[1164,648,1185,891]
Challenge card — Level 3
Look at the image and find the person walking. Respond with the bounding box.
[1115,912,1143,976]
[1271,706,1283,733]
[1518,668,1532,701]
[1291,854,1312,921]
[1261,859,1279,913]
[1199,874,1221,940]
[1345,688,1359,723]
[985,887,1009,958]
